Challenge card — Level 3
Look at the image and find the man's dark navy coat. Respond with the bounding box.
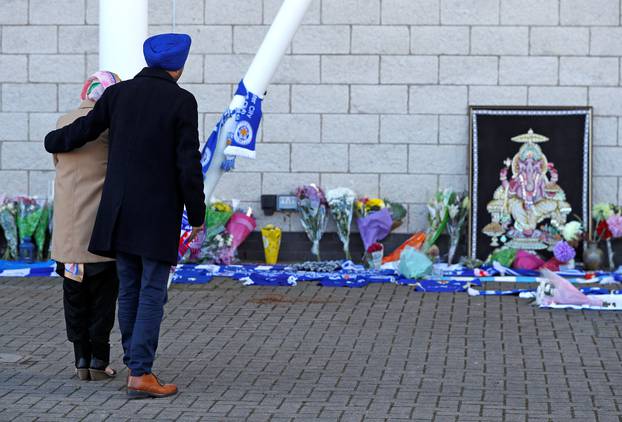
[45,67,206,265]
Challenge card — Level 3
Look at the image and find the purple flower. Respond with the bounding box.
[606,215,622,238]
[553,241,576,263]
[295,184,327,205]
[295,184,328,260]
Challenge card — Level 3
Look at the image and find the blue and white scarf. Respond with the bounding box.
[200,80,263,173]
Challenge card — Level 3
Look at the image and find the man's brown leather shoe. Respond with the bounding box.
[127,373,178,399]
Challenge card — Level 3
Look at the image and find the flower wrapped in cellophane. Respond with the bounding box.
[367,242,384,269]
[34,199,51,260]
[592,203,622,270]
[445,192,469,265]
[223,207,257,262]
[536,269,603,307]
[355,197,392,252]
[205,200,234,239]
[200,231,234,264]
[0,198,19,260]
[296,184,328,261]
[385,200,407,231]
[421,189,453,256]
[16,197,47,262]
[261,224,282,264]
[326,188,356,260]
[178,200,235,263]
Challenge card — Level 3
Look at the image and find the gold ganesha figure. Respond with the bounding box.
[482,129,571,250]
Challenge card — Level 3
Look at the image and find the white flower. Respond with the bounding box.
[448,204,460,219]
[427,205,437,220]
[562,221,582,241]
[326,187,356,204]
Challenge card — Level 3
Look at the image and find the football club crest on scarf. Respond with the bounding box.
[200,80,263,175]
[234,120,253,146]
[224,80,263,159]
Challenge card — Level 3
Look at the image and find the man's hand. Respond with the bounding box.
[187,225,204,244]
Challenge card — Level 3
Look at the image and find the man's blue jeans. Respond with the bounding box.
[116,252,170,376]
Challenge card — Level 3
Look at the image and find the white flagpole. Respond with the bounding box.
[202,0,313,201]
[99,0,148,80]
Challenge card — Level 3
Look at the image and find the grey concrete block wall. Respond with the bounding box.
[1,0,622,232]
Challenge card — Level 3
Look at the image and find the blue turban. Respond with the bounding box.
[143,33,192,71]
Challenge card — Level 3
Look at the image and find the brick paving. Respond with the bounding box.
[1,277,622,421]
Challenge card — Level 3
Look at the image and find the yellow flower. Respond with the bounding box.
[212,202,232,213]
[367,198,385,208]
[593,203,614,220]
[365,198,385,212]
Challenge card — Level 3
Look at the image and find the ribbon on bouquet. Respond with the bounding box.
[200,80,263,173]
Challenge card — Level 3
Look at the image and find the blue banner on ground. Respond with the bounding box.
[2,261,621,299]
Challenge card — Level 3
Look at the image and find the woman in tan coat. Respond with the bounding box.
[52,71,121,380]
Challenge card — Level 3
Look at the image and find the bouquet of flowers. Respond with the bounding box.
[261,224,282,264]
[386,200,407,231]
[543,240,577,271]
[200,231,234,264]
[536,269,604,307]
[16,197,47,262]
[421,189,453,256]
[399,246,433,279]
[223,207,257,261]
[326,188,356,260]
[46,202,54,258]
[205,200,233,239]
[179,201,236,263]
[0,198,18,260]
[592,203,622,269]
[296,184,328,260]
[366,242,384,269]
[445,192,469,265]
[355,197,392,252]
[34,200,50,260]
[592,203,622,240]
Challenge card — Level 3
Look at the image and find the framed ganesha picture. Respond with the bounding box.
[468,106,593,260]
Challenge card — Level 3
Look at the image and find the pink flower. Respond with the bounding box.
[606,215,622,238]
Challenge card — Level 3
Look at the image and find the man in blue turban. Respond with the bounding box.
[45,33,205,399]
[143,33,191,72]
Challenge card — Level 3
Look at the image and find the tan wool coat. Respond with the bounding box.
[51,100,113,264]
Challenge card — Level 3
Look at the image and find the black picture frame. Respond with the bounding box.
[468,106,593,260]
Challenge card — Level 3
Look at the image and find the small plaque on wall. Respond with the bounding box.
[277,195,298,211]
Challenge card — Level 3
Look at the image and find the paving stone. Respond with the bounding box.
[1,276,622,421]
